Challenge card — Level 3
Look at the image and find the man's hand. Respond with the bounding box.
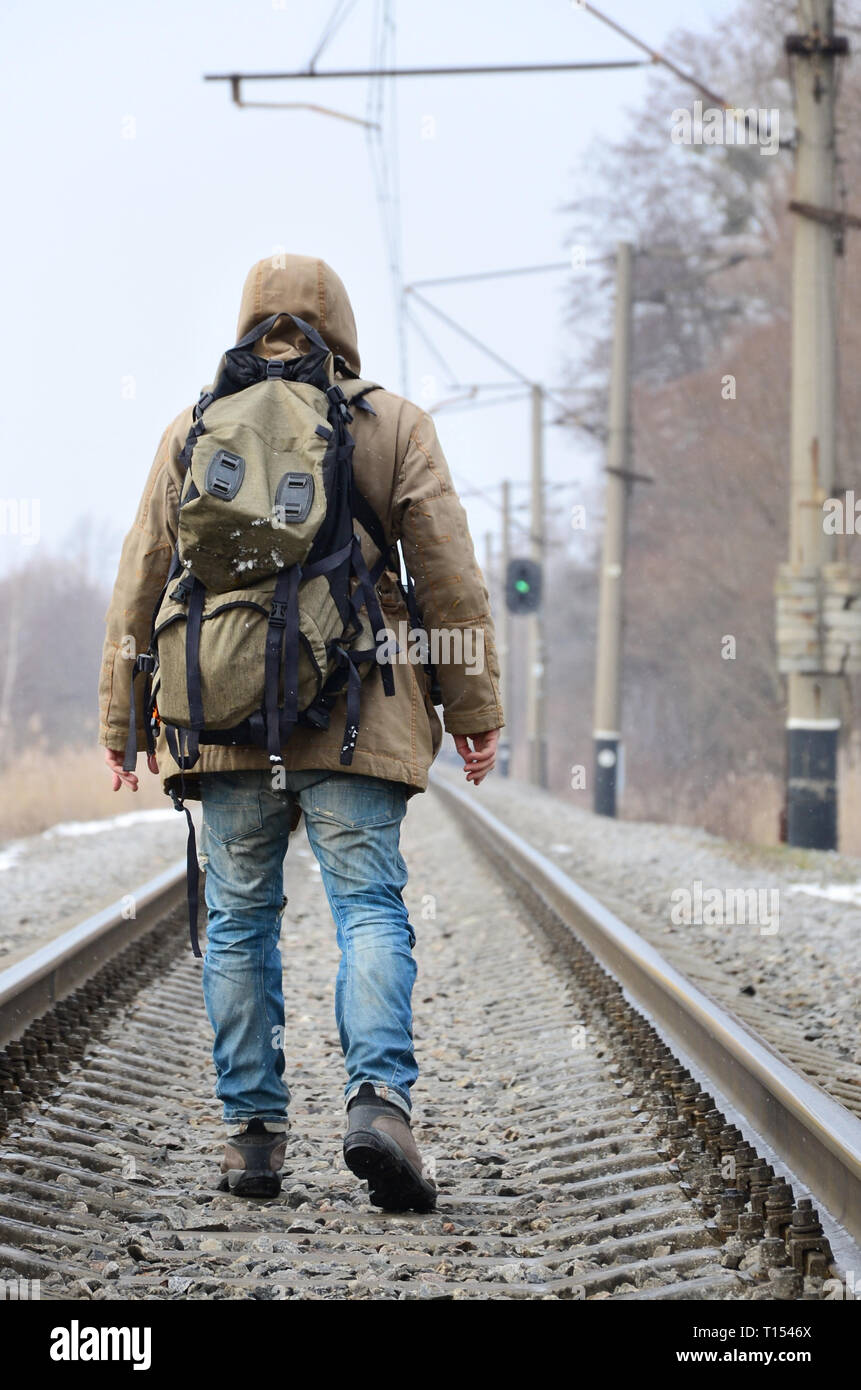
[104,748,158,792]
[453,729,499,786]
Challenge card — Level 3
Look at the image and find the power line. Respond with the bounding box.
[307,0,361,71]
[429,388,532,416]
[458,480,583,499]
[579,2,738,110]
[364,1,408,392]
[410,261,583,289]
[228,88,378,129]
[403,304,460,384]
[452,478,578,552]
[406,287,596,431]
[204,59,651,84]
[580,1,792,146]
[407,287,534,386]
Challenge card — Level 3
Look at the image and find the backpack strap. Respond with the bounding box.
[233,310,330,355]
[330,645,378,765]
[351,485,394,581]
[122,653,157,773]
[185,579,206,733]
[402,566,443,705]
[163,726,202,957]
[340,379,380,416]
[264,564,302,763]
[349,535,395,698]
[353,478,441,704]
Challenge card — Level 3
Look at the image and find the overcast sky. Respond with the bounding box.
[1,0,727,581]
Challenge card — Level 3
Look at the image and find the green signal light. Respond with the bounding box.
[515,578,531,593]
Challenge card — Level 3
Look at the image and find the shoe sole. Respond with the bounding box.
[343,1129,436,1213]
[217,1169,282,1199]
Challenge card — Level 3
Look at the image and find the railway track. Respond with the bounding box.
[0,784,858,1301]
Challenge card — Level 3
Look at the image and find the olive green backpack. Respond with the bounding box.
[122,310,408,952]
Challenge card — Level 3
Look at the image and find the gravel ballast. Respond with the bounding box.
[3,772,860,1117]
[444,772,861,1115]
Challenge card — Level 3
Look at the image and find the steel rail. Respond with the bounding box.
[431,775,861,1245]
[5,783,861,1245]
[0,861,188,1048]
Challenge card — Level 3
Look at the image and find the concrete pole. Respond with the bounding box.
[785,0,841,849]
[483,529,494,587]
[593,241,634,816]
[526,384,548,787]
[499,480,512,777]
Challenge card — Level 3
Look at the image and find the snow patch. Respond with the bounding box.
[787,881,861,908]
[0,844,24,872]
[43,809,179,839]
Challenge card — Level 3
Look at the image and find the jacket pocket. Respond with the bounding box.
[153,582,326,729]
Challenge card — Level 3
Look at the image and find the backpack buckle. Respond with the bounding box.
[170,576,193,603]
[326,382,352,421]
[194,390,215,419]
[273,472,315,525]
[135,653,156,675]
[266,360,286,378]
[204,449,246,501]
[269,600,288,627]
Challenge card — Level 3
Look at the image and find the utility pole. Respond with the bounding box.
[484,529,495,588]
[593,241,634,816]
[778,2,847,849]
[499,480,512,777]
[526,384,548,787]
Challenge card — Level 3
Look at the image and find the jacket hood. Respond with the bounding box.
[235,254,361,375]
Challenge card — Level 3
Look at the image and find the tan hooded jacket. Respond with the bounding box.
[98,255,504,798]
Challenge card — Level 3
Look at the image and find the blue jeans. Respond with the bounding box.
[198,769,416,1128]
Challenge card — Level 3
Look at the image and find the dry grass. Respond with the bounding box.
[0,745,168,842]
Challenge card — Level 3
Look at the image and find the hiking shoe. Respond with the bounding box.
[217,1119,288,1198]
[343,1084,436,1213]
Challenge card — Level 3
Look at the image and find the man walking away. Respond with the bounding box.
[99,254,504,1212]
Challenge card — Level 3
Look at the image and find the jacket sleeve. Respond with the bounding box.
[391,409,504,736]
[98,424,181,752]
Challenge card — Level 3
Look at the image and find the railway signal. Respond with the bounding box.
[506,558,542,614]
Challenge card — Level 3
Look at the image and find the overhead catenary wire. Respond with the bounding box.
[205,59,652,83]
[428,384,592,418]
[579,1,744,111]
[230,0,371,128]
[228,90,379,129]
[428,388,533,416]
[408,259,612,290]
[403,305,462,386]
[364,0,408,393]
[306,0,362,71]
[406,286,597,431]
[580,1,801,149]
[450,480,576,552]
